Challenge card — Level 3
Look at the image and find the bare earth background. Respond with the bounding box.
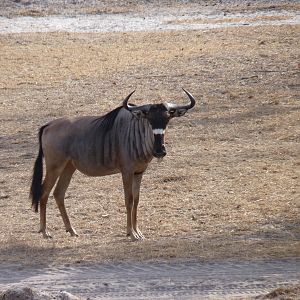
[0,0,299,299]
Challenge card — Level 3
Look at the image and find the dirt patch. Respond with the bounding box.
[1,4,299,34]
[0,1,299,299]
[0,0,299,271]
[0,259,299,299]
[166,14,292,25]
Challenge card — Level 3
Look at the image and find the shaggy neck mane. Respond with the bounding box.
[92,106,123,134]
[92,104,138,134]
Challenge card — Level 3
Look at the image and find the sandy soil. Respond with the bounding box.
[0,0,299,299]
[1,259,300,299]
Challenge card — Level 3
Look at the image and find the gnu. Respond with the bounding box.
[30,89,195,240]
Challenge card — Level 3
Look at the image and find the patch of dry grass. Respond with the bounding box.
[0,23,299,266]
[1,1,299,18]
[0,0,140,17]
[166,15,291,25]
[231,2,300,13]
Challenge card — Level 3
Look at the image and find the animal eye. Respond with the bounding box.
[169,109,176,114]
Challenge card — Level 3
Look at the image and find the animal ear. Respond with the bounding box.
[169,108,187,118]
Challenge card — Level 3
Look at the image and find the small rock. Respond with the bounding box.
[58,291,81,300]
[0,286,51,300]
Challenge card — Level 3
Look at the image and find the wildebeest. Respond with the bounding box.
[30,89,195,240]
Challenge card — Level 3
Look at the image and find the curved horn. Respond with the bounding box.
[182,88,196,109]
[167,88,196,110]
[123,91,151,112]
[122,90,136,111]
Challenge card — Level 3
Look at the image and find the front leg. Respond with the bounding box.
[132,172,145,239]
[122,171,143,241]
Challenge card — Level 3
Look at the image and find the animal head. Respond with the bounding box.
[123,89,195,158]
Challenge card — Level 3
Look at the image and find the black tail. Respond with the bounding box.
[30,125,47,212]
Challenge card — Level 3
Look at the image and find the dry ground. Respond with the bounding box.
[0,3,299,267]
[0,0,222,17]
[1,0,300,18]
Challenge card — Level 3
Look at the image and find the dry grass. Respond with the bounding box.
[1,1,300,18]
[0,22,299,266]
[167,15,291,25]
[0,0,139,17]
[228,2,300,13]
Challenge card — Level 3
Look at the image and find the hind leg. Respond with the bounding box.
[39,167,63,238]
[53,161,77,237]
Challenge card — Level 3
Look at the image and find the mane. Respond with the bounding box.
[92,106,123,134]
[92,102,138,136]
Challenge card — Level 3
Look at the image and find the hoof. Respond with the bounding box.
[67,228,78,237]
[39,229,52,239]
[129,229,145,241]
[135,228,145,240]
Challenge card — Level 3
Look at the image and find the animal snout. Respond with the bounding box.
[153,148,167,158]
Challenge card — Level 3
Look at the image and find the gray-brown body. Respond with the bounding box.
[47,109,154,176]
[30,90,195,240]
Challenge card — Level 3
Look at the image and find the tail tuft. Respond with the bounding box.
[30,125,46,212]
